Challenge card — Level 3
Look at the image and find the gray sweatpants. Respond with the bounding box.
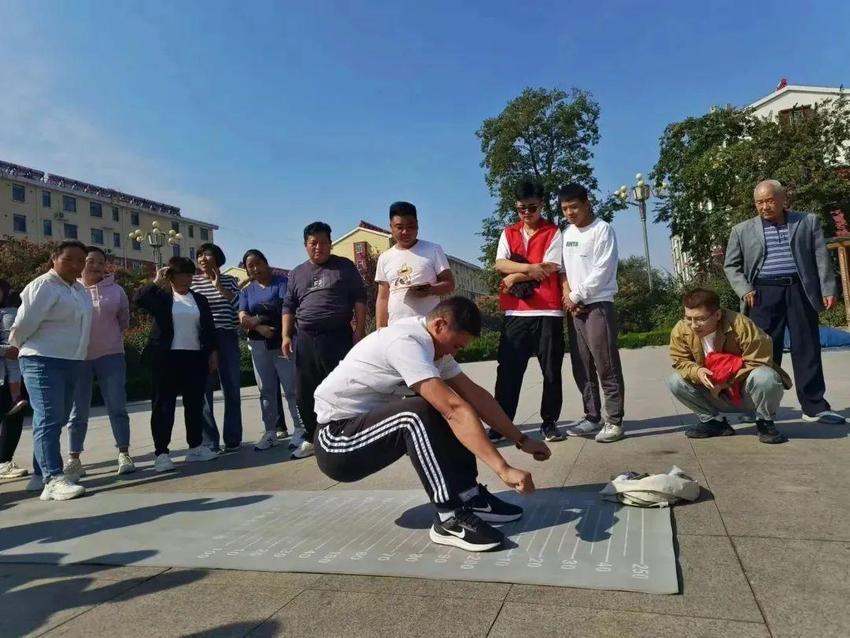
[248,340,302,434]
[567,302,625,426]
[667,367,784,423]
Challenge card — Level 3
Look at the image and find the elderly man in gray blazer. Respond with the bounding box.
[724,179,845,424]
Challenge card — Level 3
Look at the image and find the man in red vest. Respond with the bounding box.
[488,179,566,443]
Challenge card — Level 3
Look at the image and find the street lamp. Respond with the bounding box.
[128,220,183,269]
[616,173,667,292]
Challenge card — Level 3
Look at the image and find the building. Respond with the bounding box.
[330,220,487,300]
[670,81,848,282]
[1,159,217,273]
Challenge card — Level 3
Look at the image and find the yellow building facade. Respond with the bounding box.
[1,159,217,272]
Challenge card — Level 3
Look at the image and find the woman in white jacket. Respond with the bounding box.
[9,241,93,501]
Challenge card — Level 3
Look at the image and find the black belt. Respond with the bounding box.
[754,275,799,286]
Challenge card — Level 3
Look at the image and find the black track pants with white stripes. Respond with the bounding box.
[315,397,478,510]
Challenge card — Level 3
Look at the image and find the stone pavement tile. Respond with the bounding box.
[0,563,167,580]
[489,602,769,638]
[311,574,511,601]
[43,568,308,638]
[734,537,850,638]
[507,535,762,623]
[697,456,850,540]
[249,589,502,637]
[0,571,152,638]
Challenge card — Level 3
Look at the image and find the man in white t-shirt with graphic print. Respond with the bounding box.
[375,201,455,327]
[313,297,551,552]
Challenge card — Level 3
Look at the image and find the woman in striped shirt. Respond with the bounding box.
[191,243,243,452]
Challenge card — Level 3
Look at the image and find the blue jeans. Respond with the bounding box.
[248,339,301,433]
[67,353,131,453]
[19,356,82,480]
[202,329,243,449]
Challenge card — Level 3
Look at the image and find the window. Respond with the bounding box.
[43,219,53,237]
[200,227,209,240]
[13,214,27,233]
[189,247,196,260]
[173,244,181,257]
[63,195,77,212]
[91,228,104,244]
[112,206,120,222]
[778,105,813,126]
[131,211,140,226]
[113,232,121,248]
[171,221,180,232]
[11,184,25,202]
[42,191,52,208]
[64,223,78,239]
[132,238,141,251]
[90,202,102,217]
[188,225,194,238]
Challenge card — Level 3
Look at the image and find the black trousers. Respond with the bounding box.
[749,279,830,416]
[315,397,478,510]
[494,315,564,423]
[150,350,208,455]
[295,327,353,442]
[0,382,26,463]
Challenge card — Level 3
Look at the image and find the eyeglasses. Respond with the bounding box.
[516,203,543,214]
[684,314,713,325]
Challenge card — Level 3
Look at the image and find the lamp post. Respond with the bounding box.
[616,174,666,292]
[128,221,183,269]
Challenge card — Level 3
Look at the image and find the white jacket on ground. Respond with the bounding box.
[600,466,700,508]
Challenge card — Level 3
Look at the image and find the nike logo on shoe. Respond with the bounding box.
[445,527,466,539]
[470,503,492,513]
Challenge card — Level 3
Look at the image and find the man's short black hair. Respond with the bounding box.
[167,256,197,276]
[558,183,589,203]
[198,243,226,267]
[52,240,87,258]
[389,201,417,220]
[304,221,332,243]
[514,179,545,201]
[683,288,720,313]
[428,296,482,337]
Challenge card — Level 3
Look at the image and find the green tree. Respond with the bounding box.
[476,87,624,291]
[653,95,850,275]
[613,256,679,333]
[0,237,55,292]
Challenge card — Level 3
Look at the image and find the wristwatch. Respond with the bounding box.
[514,433,528,449]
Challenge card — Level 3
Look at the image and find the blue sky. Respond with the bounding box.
[2,0,848,272]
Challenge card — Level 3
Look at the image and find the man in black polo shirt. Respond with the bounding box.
[282,222,367,459]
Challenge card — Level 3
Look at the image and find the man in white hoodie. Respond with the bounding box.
[559,184,626,443]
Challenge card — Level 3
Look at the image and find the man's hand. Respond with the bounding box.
[4,346,19,360]
[519,437,551,461]
[696,367,715,389]
[526,263,549,282]
[743,290,757,308]
[823,296,837,311]
[255,325,275,339]
[409,284,433,298]
[353,325,366,343]
[281,336,293,359]
[563,295,580,313]
[208,352,219,374]
[502,274,520,291]
[498,466,535,495]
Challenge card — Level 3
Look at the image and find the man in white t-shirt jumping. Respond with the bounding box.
[559,183,626,443]
[375,201,455,328]
[313,297,551,552]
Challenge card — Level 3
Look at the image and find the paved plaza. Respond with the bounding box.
[1,346,849,638]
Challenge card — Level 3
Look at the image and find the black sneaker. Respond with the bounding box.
[540,421,565,442]
[465,483,523,523]
[429,508,505,552]
[487,428,504,441]
[756,419,788,444]
[685,418,735,438]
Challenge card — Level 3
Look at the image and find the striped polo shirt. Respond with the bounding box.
[191,273,240,329]
[760,217,797,277]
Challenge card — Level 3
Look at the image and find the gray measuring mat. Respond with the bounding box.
[0,488,678,594]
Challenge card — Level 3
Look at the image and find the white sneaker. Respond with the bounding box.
[254,431,279,451]
[40,475,86,501]
[185,445,218,462]
[275,429,290,440]
[291,441,315,459]
[63,458,87,483]
[117,453,136,475]
[25,475,43,491]
[802,410,847,424]
[567,419,602,437]
[153,453,176,473]
[595,422,625,443]
[0,460,28,479]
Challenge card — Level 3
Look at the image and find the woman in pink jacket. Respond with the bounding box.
[64,247,133,480]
